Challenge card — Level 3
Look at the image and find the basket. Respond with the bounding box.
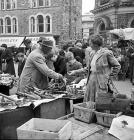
[73,101,95,123]
[95,110,122,127]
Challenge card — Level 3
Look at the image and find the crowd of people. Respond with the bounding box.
[0,34,134,101]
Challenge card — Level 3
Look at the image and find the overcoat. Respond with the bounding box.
[74,48,121,101]
[18,48,60,93]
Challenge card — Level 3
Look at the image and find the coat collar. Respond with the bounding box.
[95,47,109,61]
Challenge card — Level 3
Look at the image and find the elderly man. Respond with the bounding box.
[18,37,64,93]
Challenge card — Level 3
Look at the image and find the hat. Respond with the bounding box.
[17,49,24,55]
[37,37,53,48]
[23,39,31,45]
[1,44,7,49]
[66,51,74,61]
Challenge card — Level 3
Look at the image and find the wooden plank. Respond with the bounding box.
[79,126,103,140]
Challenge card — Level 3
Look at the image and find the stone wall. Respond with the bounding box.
[0,0,82,44]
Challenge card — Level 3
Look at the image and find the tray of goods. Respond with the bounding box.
[63,84,85,99]
[48,81,66,92]
[0,73,14,86]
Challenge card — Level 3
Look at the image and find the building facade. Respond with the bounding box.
[0,0,82,45]
[92,0,134,34]
[82,12,94,39]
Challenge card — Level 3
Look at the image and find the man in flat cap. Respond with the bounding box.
[18,37,65,93]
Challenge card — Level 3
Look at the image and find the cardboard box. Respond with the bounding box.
[17,118,72,140]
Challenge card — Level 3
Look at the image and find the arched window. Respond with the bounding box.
[131,19,134,28]
[99,22,105,31]
[13,18,17,34]
[30,17,35,33]
[45,0,50,7]
[46,15,50,33]
[5,17,11,33]
[32,0,37,7]
[39,0,43,6]
[37,15,44,32]
[12,0,17,9]
[6,0,11,9]
[1,0,5,10]
[0,19,4,34]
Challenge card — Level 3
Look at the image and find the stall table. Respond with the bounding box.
[0,106,34,139]
[64,95,84,114]
[34,98,66,119]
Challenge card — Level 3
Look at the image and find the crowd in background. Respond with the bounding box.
[0,36,134,86]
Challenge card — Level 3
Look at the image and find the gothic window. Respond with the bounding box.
[12,0,17,9]
[37,15,44,32]
[6,0,11,9]
[99,22,105,31]
[30,17,35,33]
[130,19,134,28]
[12,18,17,34]
[32,0,37,7]
[46,15,50,32]
[5,17,11,33]
[38,0,43,6]
[1,0,5,10]
[45,0,50,7]
[0,18,3,34]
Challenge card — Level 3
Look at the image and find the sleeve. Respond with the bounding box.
[74,67,88,75]
[32,55,60,80]
[107,50,121,76]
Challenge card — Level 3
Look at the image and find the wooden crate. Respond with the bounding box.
[95,111,122,127]
[17,118,72,140]
[73,102,95,123]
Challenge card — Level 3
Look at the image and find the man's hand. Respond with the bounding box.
[58,74,66,84]
[68,70,76,76]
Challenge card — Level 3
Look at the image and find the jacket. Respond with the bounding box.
[75,48,121,90]
[18,48,60,93]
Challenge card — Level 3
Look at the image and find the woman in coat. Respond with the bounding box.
[69,35,121,102]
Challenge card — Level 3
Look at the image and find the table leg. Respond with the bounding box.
[70,100,74,113]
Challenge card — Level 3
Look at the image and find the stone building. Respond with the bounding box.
[92,0,134,34]
[0,0,82,45]
[82,12,94,39]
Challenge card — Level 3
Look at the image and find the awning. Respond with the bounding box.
[0,37,24,48]
[110,28,134,40]
[0,36,56,48]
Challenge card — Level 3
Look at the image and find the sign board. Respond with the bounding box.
[0,36,56,48]
[0,37,24,47]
